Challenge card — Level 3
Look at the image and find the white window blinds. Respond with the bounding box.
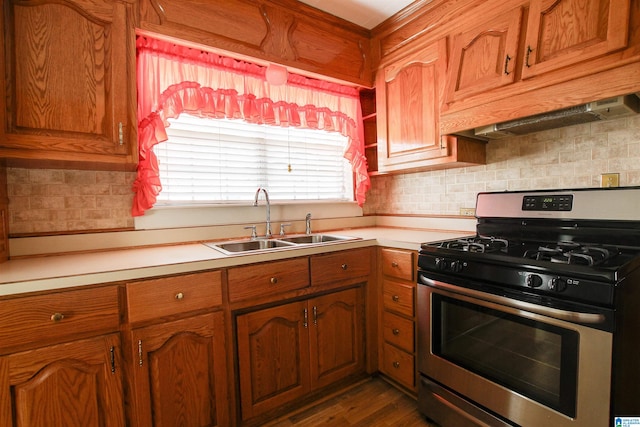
[154,114,354,204]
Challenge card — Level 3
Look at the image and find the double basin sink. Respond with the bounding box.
[204,233,358,255]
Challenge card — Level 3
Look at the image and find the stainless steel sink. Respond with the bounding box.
[204,239,296,254]
[278,234,354,244]
[204,233,358,255]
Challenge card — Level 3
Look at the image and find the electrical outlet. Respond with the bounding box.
[460,208,476,216]
[601,173,620,188]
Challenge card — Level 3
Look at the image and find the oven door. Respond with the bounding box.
[417,277,613,427]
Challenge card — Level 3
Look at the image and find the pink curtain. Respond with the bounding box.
[133,37,370,216]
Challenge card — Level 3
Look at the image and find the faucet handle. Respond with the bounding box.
[244,225,257,240]
[279,223,292,236]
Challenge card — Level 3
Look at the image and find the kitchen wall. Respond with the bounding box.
[7,169,136,234]
[363,115,640,215]
[6,115,640,235]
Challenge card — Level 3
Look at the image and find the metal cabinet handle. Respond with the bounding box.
[270,277,278,284]
[392,295,400,302]
[393,361,400,368]
[504,54,511,75]
[313,306,318,325]
[175,292,184,300]
[110,346,116,373]
[138,340,143,367]
[50,312,65,322]
[303,308,309,328]
[341,264,348,270]
[525,46,533,68]
[392,328,400,335]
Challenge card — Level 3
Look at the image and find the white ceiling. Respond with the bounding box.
[298,0,416,29]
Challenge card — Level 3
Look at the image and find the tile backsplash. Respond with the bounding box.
[363,116,640,216]
[6,116,640,235]
[7,169,136,234]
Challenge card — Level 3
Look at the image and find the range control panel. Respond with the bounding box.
[522,195,573,211]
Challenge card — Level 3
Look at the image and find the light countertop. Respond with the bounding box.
[0,227,473,297]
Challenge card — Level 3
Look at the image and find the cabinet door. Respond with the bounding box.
[236,301,310,420]
[0,0,135,165]
[445,7,524,104]
[0,334,125,427]
[521,0,630,79]
[376,38,448,172]
[309,288,364,389]
[129,312,229,427]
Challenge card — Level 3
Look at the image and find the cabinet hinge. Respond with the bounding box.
[118,122,124,146]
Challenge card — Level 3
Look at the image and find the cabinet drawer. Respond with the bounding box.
[382,311,414,353]
[381,248,414,281]
[0,285,119,353]
[382,280,415,318]
[126,271,222,324]
[228,257,309,302]
[311,248,371,287]
[382,342,415,389]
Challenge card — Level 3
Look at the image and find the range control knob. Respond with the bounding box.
[435,258,448,270]
[526,274,543,288]
[549,277,568,292]
[450,260,464,273]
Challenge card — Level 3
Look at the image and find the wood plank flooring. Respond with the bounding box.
[264,377,439,427]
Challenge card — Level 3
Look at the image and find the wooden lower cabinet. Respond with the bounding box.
[0,333,126,427]
[127,312,229,427]
[236,287,364,422]
[378,247,418,392]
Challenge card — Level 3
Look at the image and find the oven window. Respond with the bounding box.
[432,294,579,417]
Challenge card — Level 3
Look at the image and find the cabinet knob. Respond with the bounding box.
[392,328,400,335]
[270,277,278,284]
[392,295,400,302]
[175,292,184,300]
[50,312,65,322]
[393,361,400,369]
[341,264,348,270]
[391,261,399,268]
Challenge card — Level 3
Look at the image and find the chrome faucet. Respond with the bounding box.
[253,187,272,238]
[305,213,312,235]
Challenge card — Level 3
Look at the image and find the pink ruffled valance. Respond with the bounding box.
[133,37,370,216]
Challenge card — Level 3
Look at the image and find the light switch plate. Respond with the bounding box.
[459,208,476,216]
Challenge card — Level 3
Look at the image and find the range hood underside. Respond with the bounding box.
[472,94,640,139]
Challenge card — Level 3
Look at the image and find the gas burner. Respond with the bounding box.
[524,242,620,266]
[438,237,508,254]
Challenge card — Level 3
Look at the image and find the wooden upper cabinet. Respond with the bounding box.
[445,7,525,104]
[137,0,372,86]
[521,0,630,79]
[377,38,448,172]
[0,0,136,168]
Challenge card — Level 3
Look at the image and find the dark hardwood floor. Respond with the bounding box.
[265,377,439,426]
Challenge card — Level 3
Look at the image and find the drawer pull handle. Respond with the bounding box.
[341,264,348,270]
[391,261,399,268]
[392,328,400,335]
[393,361,400,369]
[392,295,400,302]
[50,312,65,322]
[175,292,185,300]
[270,277,278,284]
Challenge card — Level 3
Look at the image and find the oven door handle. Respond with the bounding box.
[422,278,607,325]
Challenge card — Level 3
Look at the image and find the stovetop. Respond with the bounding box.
[418,187,640,307]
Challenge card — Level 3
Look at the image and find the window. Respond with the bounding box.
[154,114,354,204]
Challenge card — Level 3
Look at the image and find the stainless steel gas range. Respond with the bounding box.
[417,187,640,427]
